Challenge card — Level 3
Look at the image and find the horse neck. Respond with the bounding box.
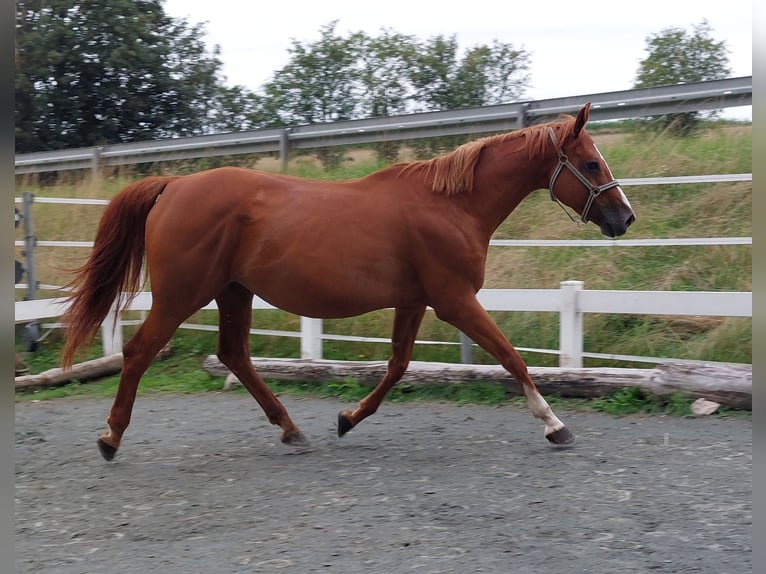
[459,141,553,235]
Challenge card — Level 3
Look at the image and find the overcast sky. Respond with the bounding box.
[162,0,752,119]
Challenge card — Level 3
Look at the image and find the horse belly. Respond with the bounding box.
[242,259,420,319]
[229,193,425,316]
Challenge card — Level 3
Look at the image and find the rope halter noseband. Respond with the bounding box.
[547,127,621,227]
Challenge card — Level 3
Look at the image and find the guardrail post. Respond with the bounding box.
[100,300,123,356]
[559,280,584,368]
[91,146,103,182]
[300,316,323,359]
[517,104,528,129]
[279,129,290,172]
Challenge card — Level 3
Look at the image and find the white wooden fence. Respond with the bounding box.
[12,281,752,368]
[14,174,752,368]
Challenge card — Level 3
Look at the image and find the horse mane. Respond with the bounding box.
[401,115,577,195]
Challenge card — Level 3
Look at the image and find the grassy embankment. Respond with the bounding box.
[15,124,752,415]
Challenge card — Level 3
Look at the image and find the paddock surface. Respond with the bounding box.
[16,392,751,573]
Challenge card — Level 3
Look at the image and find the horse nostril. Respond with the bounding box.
[626,213,636,227]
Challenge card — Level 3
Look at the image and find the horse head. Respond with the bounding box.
[548,103,636,237]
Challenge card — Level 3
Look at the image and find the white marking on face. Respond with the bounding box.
[614,185,632,209]
[593,143,632,209]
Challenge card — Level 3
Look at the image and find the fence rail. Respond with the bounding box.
[12,172,754,250]
[15,236,753,250]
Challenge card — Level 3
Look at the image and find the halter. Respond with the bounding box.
[547,127,621,226]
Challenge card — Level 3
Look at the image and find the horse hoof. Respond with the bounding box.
[546,426,575,446]
[337,411,354,437]
[97,438,118,461]
[281,430,310,447]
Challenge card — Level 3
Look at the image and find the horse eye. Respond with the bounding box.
[586,161,600,172]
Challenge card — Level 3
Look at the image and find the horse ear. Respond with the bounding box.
[573,102,591,138]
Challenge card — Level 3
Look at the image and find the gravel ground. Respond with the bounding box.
[15,392,751,574]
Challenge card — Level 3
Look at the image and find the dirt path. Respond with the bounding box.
[16,393,751,573]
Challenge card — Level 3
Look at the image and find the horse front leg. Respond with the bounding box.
[434,296,575,446]
[216,283,309,447]
[337,305,426,436]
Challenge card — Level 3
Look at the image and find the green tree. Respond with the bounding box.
[408,34,460,112]
[207,86,271,133]
[409,35,530,111]
[358,29,417,119]
[262,20,364,168]
[634,20,731,135]
[479,40,531,105]
[405,35,530,158]
[264,20,364,127]
[449,40,531,109]
[357,29,418,162]
[15,0,232,152]
[264,22,532,165]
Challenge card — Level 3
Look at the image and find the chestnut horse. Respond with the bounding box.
[62,103,634,461]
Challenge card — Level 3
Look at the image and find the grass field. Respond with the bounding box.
[14,123,752,411]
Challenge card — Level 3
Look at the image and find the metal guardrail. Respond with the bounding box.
[14,76,752,175]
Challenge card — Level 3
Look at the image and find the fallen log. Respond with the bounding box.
[14,343,176,390]
[203,356,752,410]
[15,354,124,390]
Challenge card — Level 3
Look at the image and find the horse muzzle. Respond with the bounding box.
[599,211,636,238]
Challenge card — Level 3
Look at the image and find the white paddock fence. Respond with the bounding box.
[14,173,752,369]
[13,281,752,369]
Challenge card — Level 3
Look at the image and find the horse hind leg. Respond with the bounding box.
[338,305,426,436]
[216,283,309,447]
[97,309,182,460]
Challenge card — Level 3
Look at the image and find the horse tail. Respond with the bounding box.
[61,176,180,367]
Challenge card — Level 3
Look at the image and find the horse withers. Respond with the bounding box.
[62,102,635,461]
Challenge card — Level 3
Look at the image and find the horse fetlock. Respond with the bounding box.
[99,428,121,448]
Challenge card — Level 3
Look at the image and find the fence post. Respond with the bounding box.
[21,192,37,301]
[300,317,323,359]
[559,280,584,368]
[100,300,123,356]
[18,192,43,352]
[459,332,474,364]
